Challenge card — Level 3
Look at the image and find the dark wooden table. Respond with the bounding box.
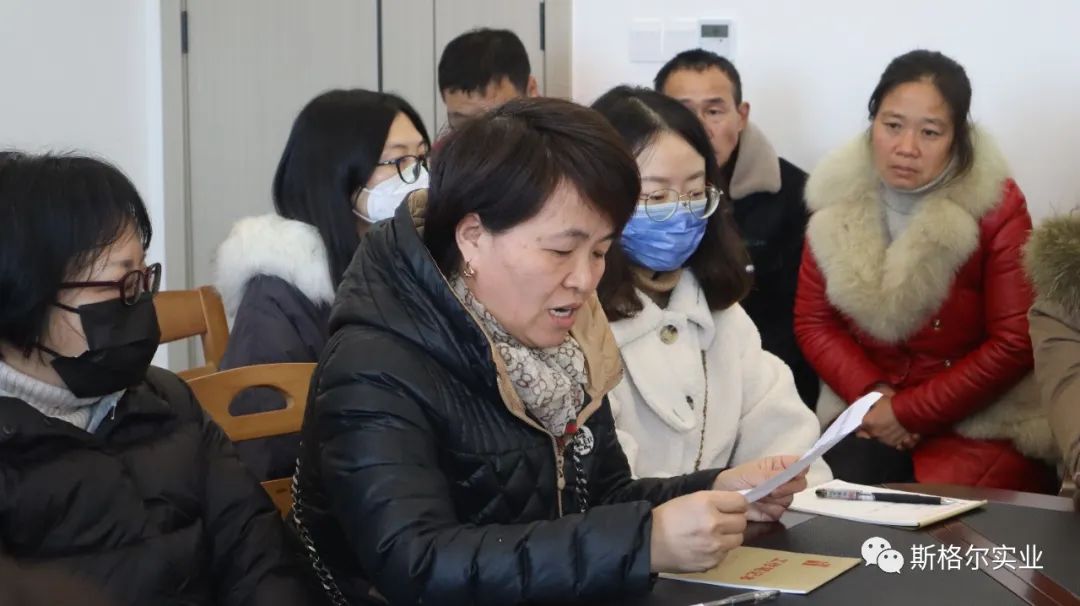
[622,485,1079,606]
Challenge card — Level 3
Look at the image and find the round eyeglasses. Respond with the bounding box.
[59,263,163,306]
[638,186,722,221]
[376,154,429,184]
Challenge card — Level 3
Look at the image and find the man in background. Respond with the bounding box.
[656,49,819,410]
[438,28,539,132]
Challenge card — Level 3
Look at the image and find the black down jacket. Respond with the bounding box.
[732,157,819,409]
[293,201,721,606]
[0,367,311,606]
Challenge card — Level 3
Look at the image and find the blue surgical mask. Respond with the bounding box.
[620,201,708,272]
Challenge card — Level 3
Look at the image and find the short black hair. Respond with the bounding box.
[438,28,531,96]
[424,97,639,275]
[654,48,743,105]
[0,152,153,355]
[273,89,429,288]
[591,86,752,319]
[869,49,975,180]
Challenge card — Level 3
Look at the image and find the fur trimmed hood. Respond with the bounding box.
[214,214,335,317]
[804,127,1011,343]
[1026,213,1080,316]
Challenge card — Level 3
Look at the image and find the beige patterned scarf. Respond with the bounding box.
[451,276,588,437]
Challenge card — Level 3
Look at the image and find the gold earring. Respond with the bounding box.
[462,260,476,278]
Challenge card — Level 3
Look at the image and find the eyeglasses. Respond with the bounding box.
[638,186,722,221]
[376,154,429,184]
[59,263,162,306]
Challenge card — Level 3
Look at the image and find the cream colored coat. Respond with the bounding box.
[608,271,831,486]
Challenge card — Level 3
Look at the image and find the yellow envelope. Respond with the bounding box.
[662,546,859,594]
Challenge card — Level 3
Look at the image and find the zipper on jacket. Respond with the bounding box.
[553,441,565,517]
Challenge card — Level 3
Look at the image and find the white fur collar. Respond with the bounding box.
[214,213,335,317]
[803,126,1010,343]
[729,121,782,200]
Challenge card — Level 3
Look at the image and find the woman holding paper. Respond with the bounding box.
[292,98,808,606]
[589,86,830,488]
[795,50,1057,492]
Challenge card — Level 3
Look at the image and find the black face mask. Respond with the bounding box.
[38,293,161,398]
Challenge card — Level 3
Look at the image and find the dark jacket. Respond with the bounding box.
[727,123,818,409]
[0,556,116,606]
[222,275,332,370]
[293,199,720,606]
[0,367,310,606]
[216,214,334,480]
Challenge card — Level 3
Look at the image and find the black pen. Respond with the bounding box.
[815,488,947,505]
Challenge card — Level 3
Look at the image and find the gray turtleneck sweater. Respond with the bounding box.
[0,361,122,432]
[881,162,954,243]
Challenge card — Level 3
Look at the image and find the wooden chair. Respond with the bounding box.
[186,363,315,516]
[155,286,230,380]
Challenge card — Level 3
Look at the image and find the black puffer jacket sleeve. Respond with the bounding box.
[587,401,722,506]
[150,371,312,606]
[316,377,658,606]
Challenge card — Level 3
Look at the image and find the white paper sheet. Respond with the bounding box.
[738,392,882,503]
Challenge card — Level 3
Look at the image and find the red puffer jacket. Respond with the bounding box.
[795,130,1056,492]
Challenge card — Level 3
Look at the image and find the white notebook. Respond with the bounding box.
[790,479,986,528]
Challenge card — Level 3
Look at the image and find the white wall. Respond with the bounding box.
[573,0,1080,221]
[0,0,169,366]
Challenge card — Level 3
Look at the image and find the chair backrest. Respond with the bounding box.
[155,286,230,380]
[186,362,313,441]
[186,363,315,515]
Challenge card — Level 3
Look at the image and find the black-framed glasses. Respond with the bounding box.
[376,154,429,184]
[59,263,162,306]
[638,185,723,221]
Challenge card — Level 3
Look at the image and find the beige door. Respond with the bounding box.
[184,0,379,290]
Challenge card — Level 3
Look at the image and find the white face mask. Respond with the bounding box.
[354,166,430,224]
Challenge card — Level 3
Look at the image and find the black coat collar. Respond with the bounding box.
[0,382,176,449]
